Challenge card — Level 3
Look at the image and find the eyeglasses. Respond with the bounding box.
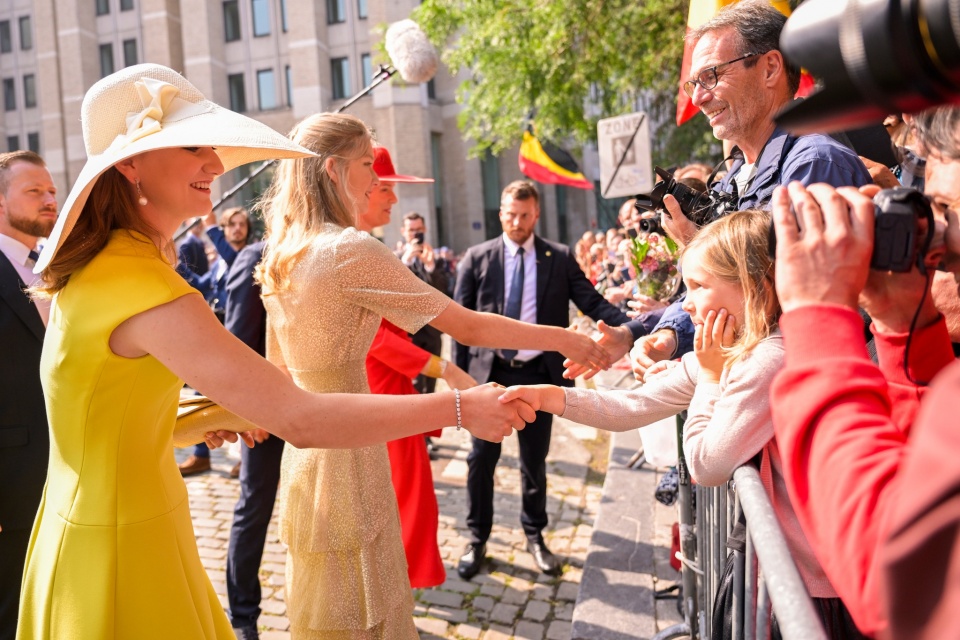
[682,52,763,98]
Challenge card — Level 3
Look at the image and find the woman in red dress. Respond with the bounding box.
[360,147,477,588]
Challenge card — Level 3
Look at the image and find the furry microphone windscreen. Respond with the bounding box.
[385,19,440,84]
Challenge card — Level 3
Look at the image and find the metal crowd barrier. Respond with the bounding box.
[652,416,827,640]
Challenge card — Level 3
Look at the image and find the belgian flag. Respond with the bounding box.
[518,130,593,190]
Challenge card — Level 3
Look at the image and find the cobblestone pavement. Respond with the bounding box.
[176,405,605,640]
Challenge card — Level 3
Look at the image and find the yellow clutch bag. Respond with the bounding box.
[174,396,256,448]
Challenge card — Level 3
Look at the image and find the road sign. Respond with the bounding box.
[597,112,652,199]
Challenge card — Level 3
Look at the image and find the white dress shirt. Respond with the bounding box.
[501,233,541,361]
[0,232,50,326]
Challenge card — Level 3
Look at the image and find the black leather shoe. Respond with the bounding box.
[457,543,486,580]
[527,539,562,576]
[232,625,259,640]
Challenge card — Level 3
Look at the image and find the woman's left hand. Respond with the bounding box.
[694,308,735,383]
[204,429,257,449]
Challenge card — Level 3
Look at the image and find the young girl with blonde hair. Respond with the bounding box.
[502,209,864,638]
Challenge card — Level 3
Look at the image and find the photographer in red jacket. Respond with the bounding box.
[769,106,960,639]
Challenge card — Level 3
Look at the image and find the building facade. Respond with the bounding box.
[8,0,602,253]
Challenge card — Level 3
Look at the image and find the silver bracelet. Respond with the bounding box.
[454,388,462,430]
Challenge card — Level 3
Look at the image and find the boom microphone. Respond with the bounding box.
[183,20,440,232]
[385,19,439,84]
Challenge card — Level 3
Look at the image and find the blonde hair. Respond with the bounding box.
[35,167,167,296]
[256,113,373,296]
[682,209,780,364]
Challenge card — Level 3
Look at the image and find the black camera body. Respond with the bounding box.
[632,166,737,236]
[870,188,934,272]
[649,166,738,227]
[769,187,935,272]
[413,231,425,245]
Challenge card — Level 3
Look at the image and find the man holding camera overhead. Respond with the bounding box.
[397,211,449,394]
[627,0,873,377]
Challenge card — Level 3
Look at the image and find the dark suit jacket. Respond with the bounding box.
[0,253,48,532]
[454,235,630,387]
[224,242,266,355]
[178,233,209,276]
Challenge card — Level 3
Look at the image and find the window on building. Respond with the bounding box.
[120,0,134,10]
[431,133,445,246]
[251,0,270,37]
[223,0,240,42]
[360,53,372,89]
[7,135,18,151]
[327,0,345,24]
[96,0,110,16]
[3,78,15,111]
[23,74,35,108]
[99,43,114,77]
[27,132,39,153]
[427,79,436,100]
[18,16,31,51]
[331,57,349,100]
[357,0,367,19]
[480,153,501,239]
[0,22,11,54]
[257,68,276,110]
[228,73,246,112]
[280,0,288,32]
[285,64,292,106]
[123,39,137,67]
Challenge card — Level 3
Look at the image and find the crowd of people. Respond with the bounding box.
[2,0,960,639]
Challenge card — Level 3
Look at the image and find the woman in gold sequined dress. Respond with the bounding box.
[256,113,610,639]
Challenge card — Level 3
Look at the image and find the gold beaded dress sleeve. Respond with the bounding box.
[262,224,450,639]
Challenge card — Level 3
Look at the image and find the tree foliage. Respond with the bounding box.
[413,0,720,167]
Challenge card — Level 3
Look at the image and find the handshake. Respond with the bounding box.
[455,384,570,444]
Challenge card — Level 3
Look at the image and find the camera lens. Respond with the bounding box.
[639,216,664,235]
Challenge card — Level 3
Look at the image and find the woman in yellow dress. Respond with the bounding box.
[255,113,609,639]
[18,64,544,640]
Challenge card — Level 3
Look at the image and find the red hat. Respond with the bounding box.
[373,146,434,183]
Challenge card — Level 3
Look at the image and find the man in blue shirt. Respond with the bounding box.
[627,0,872,375]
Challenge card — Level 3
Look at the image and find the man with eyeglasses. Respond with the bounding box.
[627,0,872,378]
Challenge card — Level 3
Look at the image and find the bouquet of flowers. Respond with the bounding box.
[627,232,681,302]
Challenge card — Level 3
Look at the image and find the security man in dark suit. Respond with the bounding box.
[222,241,285,640]
[0,150,57,640]
[453,180,632,579]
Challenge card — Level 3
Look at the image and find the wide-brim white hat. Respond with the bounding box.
[35,63,314,272]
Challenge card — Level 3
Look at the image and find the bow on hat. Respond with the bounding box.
[117,78,206,150]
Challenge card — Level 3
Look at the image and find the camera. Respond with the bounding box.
[639,216,665,236]
[631,167,734,237]
[769,187,935,272]
[648,167,737,227]
[630,201,664,235]
[413,231,425,245]
[775,0,960,135]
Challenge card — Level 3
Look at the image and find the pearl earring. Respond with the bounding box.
[136,180,148,206]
